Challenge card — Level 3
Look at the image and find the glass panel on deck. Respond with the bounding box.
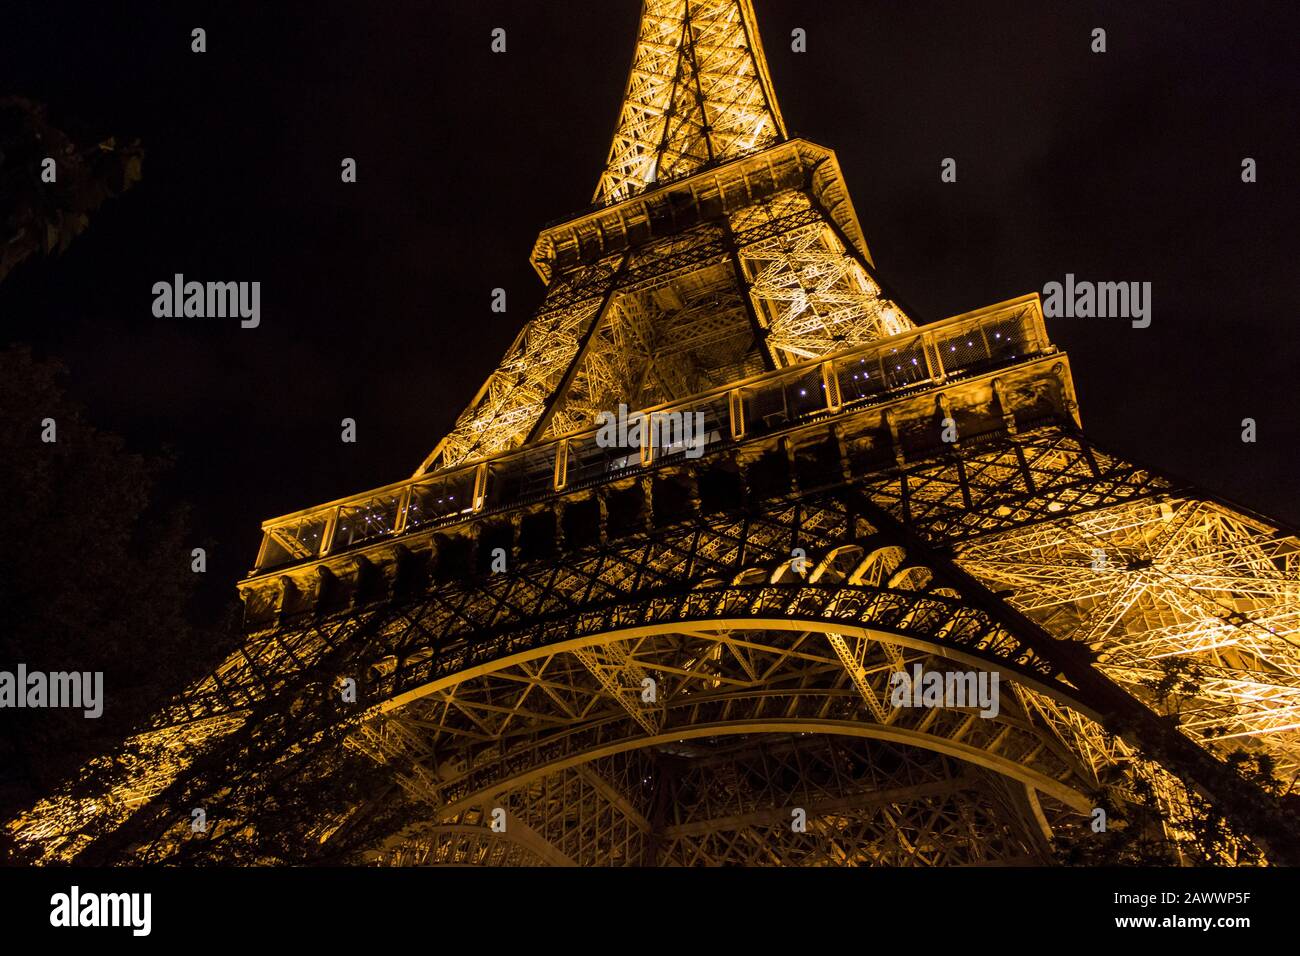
[406,468,477,530]
[487,445,556,509]
[257,514,329,570]
[334,493,402,550]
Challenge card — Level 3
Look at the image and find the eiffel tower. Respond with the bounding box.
[13,0,1300,867]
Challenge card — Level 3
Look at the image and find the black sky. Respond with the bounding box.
[1,0,1297,620]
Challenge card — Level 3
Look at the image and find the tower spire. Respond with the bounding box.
[595,0,787,204]
[413,0,911,476]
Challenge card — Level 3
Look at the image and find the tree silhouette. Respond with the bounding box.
[0,96,142,284]
[0,102,226,858]
[0,347,212,833]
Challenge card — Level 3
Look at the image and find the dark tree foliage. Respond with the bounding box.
[1052,775,1181,866]
[0,99,225,862]
[62,670,425,866]
[166,729,425,866]
[1053,750,1297,866]
[0,347,213,836]
[1177,751,1296,866]
[0,96,142,284]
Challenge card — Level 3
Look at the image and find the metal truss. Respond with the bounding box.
[852,433,1300,776]
[421,253,625,470]
[648,737,1057,866]
[377,738,1058,867]
[16,423,1299,864]
[422,0,911,474]
[595,0,785,205]
[955,495,1300,778]
[380,814,549,867]
[426,189,915,473]
[354,626,1096,812]
[346,635,1083,868]
[731,191,913,360]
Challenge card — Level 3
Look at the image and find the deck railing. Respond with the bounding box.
[253,296,1049,574]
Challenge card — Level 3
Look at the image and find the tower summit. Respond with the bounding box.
[12,1,1300,867]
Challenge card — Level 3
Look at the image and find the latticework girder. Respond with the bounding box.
[15,422,1299,864]
[955,496,1300,776]
[595,0,785,205]
[426,187,915,472]
[733,192,913,360]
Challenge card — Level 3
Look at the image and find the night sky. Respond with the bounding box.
[2,0,1296,622]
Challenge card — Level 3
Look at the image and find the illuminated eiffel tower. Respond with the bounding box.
[14,0,1300,866]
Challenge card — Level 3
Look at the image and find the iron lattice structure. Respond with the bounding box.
[11,0,1300,867]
